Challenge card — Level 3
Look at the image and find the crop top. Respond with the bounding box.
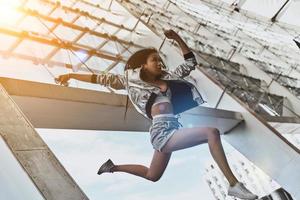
[152,86,172,106]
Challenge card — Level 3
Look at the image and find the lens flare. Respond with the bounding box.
[0,0,23,26]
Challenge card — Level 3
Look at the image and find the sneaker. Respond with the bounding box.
[97,159,115,175]
[228,182,258,199]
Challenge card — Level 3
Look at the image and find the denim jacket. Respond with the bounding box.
[92,52,206,120]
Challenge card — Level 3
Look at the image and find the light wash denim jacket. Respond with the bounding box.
[93,52,206,120]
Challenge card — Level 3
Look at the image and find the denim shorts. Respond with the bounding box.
[149,114,183,152]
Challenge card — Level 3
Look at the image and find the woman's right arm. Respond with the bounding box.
[55,73,126,90]
[55,73,94,86]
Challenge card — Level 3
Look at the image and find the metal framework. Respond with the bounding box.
[0,0,147,77]
[170,0,300,94]
[271,0,290,22]
[115,0,300,118]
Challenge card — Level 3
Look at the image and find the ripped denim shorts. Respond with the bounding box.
[149,114,183,152]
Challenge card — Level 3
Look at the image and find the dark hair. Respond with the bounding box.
[125,48,158,82]
[125,48,158,71]
[123,48,162,121]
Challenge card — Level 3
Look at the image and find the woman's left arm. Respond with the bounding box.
[164,29,198,78]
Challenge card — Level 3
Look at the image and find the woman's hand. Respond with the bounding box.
[55,73,70,86]
[164,29,180,40]
[164,29,190,55]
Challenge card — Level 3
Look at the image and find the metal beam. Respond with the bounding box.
[19,7,141,48]
[271,0,290,22]
[0,77,243,134]
[199,0,300,33]
[38,0,133,32]
[0,27,126,62]
[0,50,101,73]
[263,115,300,124]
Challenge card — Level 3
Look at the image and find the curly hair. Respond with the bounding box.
[125,48,158,70]
[125,48,157,82]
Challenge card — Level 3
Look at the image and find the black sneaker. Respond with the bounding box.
[97,159,115,175]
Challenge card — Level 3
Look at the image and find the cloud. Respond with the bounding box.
[37,129,215,200]
[37,129,153,186]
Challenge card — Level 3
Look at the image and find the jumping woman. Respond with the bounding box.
[55,29,258,200]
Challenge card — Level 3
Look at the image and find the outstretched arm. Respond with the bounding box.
[55,73,126,90]
[55,73,93,86]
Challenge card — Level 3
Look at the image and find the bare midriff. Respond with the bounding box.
[151,102,174,117]
[150,80,174,117]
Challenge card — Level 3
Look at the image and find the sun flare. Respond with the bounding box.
[0,0,23,25]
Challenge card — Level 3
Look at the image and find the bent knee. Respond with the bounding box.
[207,128,220,141]
[146,174,161,182]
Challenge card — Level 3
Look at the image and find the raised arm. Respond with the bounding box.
[55,73,126,90]
[164,29,197,78]
[164,30,197,78]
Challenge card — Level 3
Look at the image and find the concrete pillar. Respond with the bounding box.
[0,83,89,200]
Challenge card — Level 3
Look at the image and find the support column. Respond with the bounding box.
[0,84,89,200]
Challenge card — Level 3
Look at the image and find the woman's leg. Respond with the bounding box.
[112,150,172,182]
[161,127,238,186]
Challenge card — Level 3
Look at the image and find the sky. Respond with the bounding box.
[37,129,219,200]
[0,129,221,200]
[0,137,44,200]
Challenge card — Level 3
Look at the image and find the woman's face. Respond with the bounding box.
[142,52,163,77]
